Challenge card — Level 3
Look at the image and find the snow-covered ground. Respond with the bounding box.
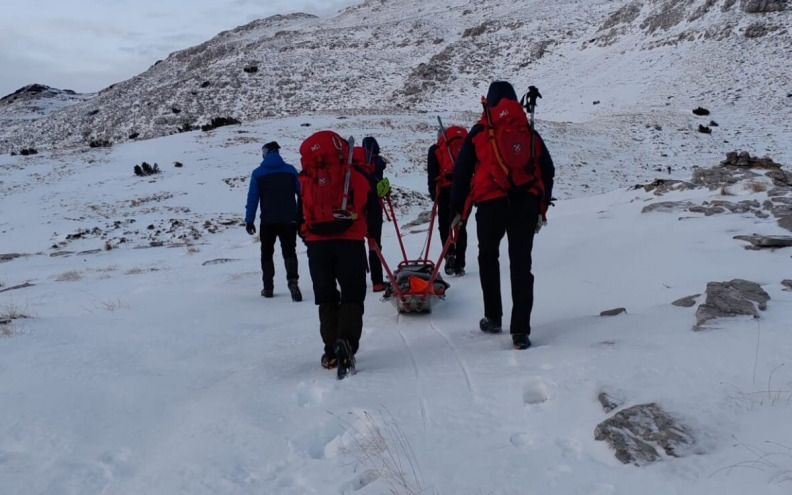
[2,110,791,494]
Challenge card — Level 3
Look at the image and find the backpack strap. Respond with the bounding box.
[481,96,511,180]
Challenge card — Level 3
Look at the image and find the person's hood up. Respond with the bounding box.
[486,81,518,107]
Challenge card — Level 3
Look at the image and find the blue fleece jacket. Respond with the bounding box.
[245,151,300,225]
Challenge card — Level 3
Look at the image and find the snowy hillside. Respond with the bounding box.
[0,84,92,124]
[2,108,792,494]
[2,0,792,493]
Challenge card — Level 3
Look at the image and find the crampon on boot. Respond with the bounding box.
[334,339,356,380]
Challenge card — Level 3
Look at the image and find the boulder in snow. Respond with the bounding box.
[672,294,700,307]
[600,307,626,316]
[594,403,695,466]
[641,201,696,214]
[695,279,770,329]
[733,234,792,249]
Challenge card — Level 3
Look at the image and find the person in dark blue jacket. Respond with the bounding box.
[245,141,302,301]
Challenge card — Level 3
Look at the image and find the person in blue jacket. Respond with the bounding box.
[245,141,302,301]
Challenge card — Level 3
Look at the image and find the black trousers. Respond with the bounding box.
[260,223,298,290]
[307,240,367,355]
[475,194,539,335]
[437,186,467,267]
[367,221,384,286]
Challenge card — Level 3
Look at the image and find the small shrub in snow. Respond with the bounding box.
[174,161,183,168]
[89,139,112,148]
[0,302,30,323]
[134,162,161,176]
[200,117,241,132]
[55,270,83,282]
[747,180,767,193]
[693,106,710,116]
[19,148,38,155]
[698,124,712,134]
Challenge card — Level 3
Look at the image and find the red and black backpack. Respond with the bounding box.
[433,126,467,189]
[471,97,544,202]
[299,131,359,235]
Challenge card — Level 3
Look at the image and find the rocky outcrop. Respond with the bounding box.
[600,307,627,316]
[733,234,792,249]
[598,391,624,413]
[641,201,697,213]
[742,0,789,13]
[672,294,701,307]
[594,403,695,466]
[695,279,770,328]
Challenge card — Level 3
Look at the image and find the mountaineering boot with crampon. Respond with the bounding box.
[512,333,531,350]
[288,279,302,302]
[321,353,337,369]
[444,254,456,276]
[479,317,502,334]
[334,339,356,380]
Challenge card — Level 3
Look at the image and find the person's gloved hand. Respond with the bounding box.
[535,215,546,234]
[450,213,462,231]
[376,177,391,198]
[246,222,256,235]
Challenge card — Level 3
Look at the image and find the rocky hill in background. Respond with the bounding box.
[0,0,790,152]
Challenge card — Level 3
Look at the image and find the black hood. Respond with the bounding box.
[362,136,380,157]
[486,81,518,107]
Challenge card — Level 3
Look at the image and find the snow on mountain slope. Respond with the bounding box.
[2,0,792,493]
[0,84,92,124]
[1,0,790,164]
[1,108,792,494]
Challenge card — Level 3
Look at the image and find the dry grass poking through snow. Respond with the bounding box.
[0,302,31,337]
[339,410,430,495]
[55,270,83,282]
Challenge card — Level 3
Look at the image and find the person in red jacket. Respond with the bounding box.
[450,81,555,350]
[299,132,378,379]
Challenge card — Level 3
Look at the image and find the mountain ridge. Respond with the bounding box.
[0,0,789,155]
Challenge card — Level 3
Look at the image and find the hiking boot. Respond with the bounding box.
[512,334,532,350]
[261,288,274,298]
[334,339,356,380]
[479,317,502,334]
[444,255,456,276]
[288,279,302,302]
[372,283,387,293]
[454,267,465,277]
[321,353,337,370]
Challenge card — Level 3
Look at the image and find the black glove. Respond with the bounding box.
[246,222,256,235]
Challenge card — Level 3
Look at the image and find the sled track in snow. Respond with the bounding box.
[429,318,477,400]
[397,326,429,430]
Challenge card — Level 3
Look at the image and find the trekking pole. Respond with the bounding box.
[384,193,409,263]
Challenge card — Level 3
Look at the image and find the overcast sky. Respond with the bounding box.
[0,0,359,98]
